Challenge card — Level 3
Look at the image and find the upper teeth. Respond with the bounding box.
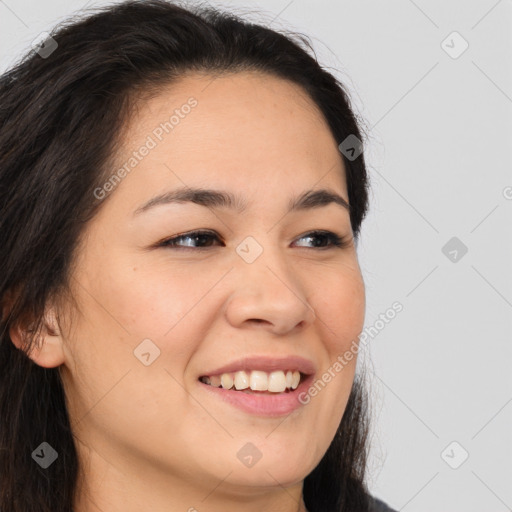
[200,370,302,392]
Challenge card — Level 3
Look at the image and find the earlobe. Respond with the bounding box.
[27,335,66,368]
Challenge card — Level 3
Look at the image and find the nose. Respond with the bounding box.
[224,248,317,335]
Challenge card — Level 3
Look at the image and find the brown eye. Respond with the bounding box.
[159,230,223,250]
[293,230,351,249]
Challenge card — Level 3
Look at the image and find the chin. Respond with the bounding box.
[223,466,307,489]
[233,447,314,484]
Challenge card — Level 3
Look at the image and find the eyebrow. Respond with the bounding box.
[133,186,350,216]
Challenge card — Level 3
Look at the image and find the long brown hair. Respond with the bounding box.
[0,1,372,510]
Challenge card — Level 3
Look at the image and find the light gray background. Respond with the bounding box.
[1,1,511,511]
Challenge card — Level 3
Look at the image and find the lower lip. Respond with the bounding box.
[197,374,315,417]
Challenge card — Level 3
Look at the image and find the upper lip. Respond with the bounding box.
[199,355,316,378]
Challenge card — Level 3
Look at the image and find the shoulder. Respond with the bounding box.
[367,495,399,512]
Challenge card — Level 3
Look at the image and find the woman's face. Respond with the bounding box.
[53,72,365,509]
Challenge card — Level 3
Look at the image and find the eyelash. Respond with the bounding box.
[158,230,351,251]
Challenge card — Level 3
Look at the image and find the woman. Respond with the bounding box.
[0,1,397,511]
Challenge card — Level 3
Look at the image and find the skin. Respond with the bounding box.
[10,71,366,512]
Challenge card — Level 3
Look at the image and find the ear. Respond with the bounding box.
[8,304,66,369]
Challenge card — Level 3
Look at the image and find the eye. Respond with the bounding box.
[293,230,352,250]
[158,230,222,250]
[158,229,351,251]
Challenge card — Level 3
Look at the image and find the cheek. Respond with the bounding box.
[314,269,366,354]
[304,272,364,444]
[92,258,214,339]
[62,261,210,430]
[64,255,208,389]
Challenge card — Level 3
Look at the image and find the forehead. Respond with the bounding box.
[105,71,348,212]
[125,71,339,155]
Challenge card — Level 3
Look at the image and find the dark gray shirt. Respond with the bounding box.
[369,495,399,512]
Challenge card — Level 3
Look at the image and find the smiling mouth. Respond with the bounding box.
[198,370,306,394]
